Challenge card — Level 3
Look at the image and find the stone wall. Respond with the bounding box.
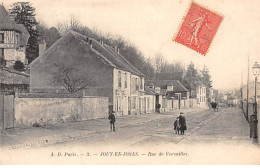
[14,96,109,126]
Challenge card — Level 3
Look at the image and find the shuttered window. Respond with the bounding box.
[0,33,4,43]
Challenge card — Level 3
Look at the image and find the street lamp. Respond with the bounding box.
[250,62,260,142]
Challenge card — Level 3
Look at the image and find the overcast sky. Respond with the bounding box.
[3,0,260,90]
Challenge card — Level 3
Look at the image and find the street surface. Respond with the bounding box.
[0,107,252,150]
[51,107,251,147]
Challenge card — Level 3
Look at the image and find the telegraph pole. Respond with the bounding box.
[246,53,249,120]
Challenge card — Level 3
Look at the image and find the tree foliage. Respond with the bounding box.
[56,16,155,79]
[37,24,61,49]
[52,63,95,94]
[10,2,40,63]
[13,60,25,71]
[183,62,201,94]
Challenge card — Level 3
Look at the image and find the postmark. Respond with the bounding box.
[174,2,223,55]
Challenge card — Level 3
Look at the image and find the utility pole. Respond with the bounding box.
[246,53,249,120]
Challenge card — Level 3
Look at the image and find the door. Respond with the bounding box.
[177,94,181,109]
[0,94,4,129]
[4,95,14,129]
[0,94,14,129]
[139,98,142,114]
[144,97,146,113]
[123,96,128,116]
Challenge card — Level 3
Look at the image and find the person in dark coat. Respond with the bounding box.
[179,112,187,135]
[173,117,180,134]
[108,111,116,132]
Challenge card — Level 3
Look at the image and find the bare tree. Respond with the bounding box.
[52,63,95,94]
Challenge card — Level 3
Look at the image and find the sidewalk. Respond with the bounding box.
[0,107,206,150]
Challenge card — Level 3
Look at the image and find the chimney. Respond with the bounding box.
[86,37,89,44]
[115,46,118,52]
[89,39,92,48]
[39,39,46,56]
[117,47,120,54]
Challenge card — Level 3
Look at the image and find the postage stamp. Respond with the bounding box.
[174,2,223,55]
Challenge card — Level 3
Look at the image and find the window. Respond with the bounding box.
[147,97,150,109]
[135,78,139,90]
[131,97,136,109]
[124,73,127,88]
[0,48,4,57]
[140,78,143,90]
[0,33,4,43]
[118,71,121,88]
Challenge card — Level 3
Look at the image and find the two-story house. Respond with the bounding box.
[28,30,145,116]
[0,5,30,94]
[0,4,29,67]
[196,85,207,107]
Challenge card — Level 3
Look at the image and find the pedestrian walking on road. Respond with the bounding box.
[173,117,180,134]
[179,112,187,135]
[108,111,116,132]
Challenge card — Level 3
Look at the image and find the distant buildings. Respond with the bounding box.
[145,80,189,110]
[241,81,260,103]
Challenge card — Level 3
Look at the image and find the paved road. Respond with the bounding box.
[41,107,251,148]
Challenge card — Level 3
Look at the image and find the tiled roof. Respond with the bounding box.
[144,86,156,95]
[0,67,29,84]
[145,80,189,93]
[103,44,144,77]
[29,30,144,77]
[0,5,29,47]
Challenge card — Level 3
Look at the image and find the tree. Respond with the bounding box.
[200,66,212,88]
[200,66,213,98]
[13,60,25,71]
[10,2,40,63]
[37,24,61,49]
[52,63,95,94]
[56,16,155,78]
[183,62,201,97]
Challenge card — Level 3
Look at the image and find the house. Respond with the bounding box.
[145,80,189,111]
[0,4,29,67]
[196,85,207,107]
[241,81,260,103]
[28,30,145,116]
[143,86,156,113]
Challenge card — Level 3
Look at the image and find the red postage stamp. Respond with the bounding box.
[174,2,223,55]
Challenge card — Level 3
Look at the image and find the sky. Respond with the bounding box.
[2,0,260,90]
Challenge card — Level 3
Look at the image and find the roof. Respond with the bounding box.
[28,30,144,77]
[145,80,189,93]
[103,44,144,77]
[0,67,29,85]
[144,86,156,95]
[0,5,29,46]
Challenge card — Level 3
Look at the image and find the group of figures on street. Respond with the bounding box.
[173,112,187,135]
[108,111,187,135]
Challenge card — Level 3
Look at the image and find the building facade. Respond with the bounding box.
[0,5,29,67]
[28,30,145,116]
[196,85,207,107]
